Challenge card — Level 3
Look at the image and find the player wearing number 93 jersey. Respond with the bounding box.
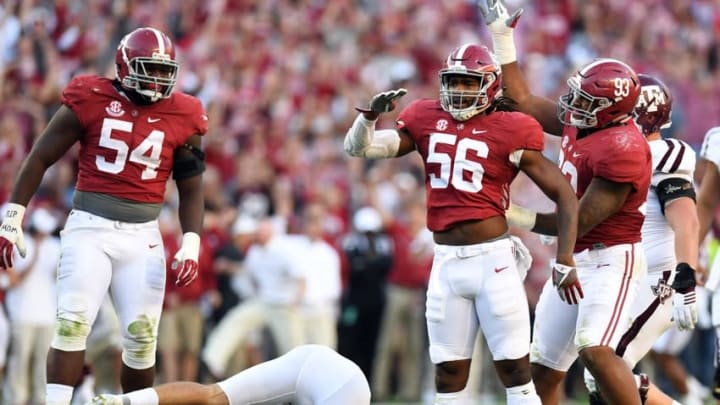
[344,43,579,405]
[0,26,207,405]
[483,1,652,400]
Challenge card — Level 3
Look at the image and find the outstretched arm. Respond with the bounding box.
[344,88,415,158]
[524,177,632,239]
[518,149,578,263]
[478,0,564,135]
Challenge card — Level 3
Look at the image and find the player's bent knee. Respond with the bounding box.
[435,360,471,392]
[494,357,532,387]
[121,314,159,369]
[51,314,92,351]
[579,346,616,371]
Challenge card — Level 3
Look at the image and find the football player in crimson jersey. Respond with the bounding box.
[479,1,652,404]
[344,43,579,405]
[582,74,700,405]
[0,27,208,405]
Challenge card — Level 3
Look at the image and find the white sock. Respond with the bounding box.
[506,381,542,405]
[125,388,159,405]
[434,391,461,404]
[46,383,74,405]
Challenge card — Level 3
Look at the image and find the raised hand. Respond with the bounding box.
[356,88,408,116]
[478,0,523,28]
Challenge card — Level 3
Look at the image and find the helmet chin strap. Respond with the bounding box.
[137,88,163,103]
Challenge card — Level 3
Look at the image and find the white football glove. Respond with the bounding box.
[551,259,584,305]
[0,203,27,269]
[356,88,407,114]
[510,235,532,281]
[171,232,200,287]
[477,0,523,64]
[671,263,698,330]
[506,203,537,230]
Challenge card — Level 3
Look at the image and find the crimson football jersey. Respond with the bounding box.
[397,99,544,232]
[61,75,208,203]
[558,123,651,252]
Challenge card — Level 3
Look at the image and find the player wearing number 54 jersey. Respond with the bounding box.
[344,43,579,405]
[0,27,207,405]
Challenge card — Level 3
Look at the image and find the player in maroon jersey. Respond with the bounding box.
[0,27,208,404]
[344,43,578,405]
[479,1,652,404]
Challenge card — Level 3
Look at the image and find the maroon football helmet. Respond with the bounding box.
[558,59,640,129]
[115,27,179,102]
[439,44,502,121]
[634,74,672,135]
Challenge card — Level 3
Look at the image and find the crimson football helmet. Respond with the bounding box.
[439,44,501,121]
[558,59,640,129]
[634,74,672,135]
[115,27,179,102]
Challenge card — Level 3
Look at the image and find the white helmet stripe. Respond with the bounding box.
[149,27,165,55]
[449,43,473,67]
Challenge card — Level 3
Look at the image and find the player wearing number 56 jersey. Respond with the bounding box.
[0,27,207,405]
[344,43,579,405]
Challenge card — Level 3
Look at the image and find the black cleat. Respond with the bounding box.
[588,390,606,405]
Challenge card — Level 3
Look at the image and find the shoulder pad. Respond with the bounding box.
[651,138,696,176]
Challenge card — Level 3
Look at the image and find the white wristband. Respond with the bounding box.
[181,232,201,259]
[489,24,518,65]
[2,203,26,226]
[506,203,536,230]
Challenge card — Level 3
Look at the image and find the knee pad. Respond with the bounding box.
[51,314,92,351]
[121,314,158,370]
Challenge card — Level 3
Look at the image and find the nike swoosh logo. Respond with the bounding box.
[472,129,487,134]
[149,243,159,249]
[494,266,509,273]
[572,152,582,158]
[148,117,161,123]
[596,264,610,268]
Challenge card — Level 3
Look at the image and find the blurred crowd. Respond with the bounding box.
[0,0,719,403]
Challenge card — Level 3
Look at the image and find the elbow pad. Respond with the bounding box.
[173,143,206,180]
[344,114,401,158]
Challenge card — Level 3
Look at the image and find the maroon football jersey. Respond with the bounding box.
[397,99,544,232]
[558,123,651,252]
[61,75,208,203]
